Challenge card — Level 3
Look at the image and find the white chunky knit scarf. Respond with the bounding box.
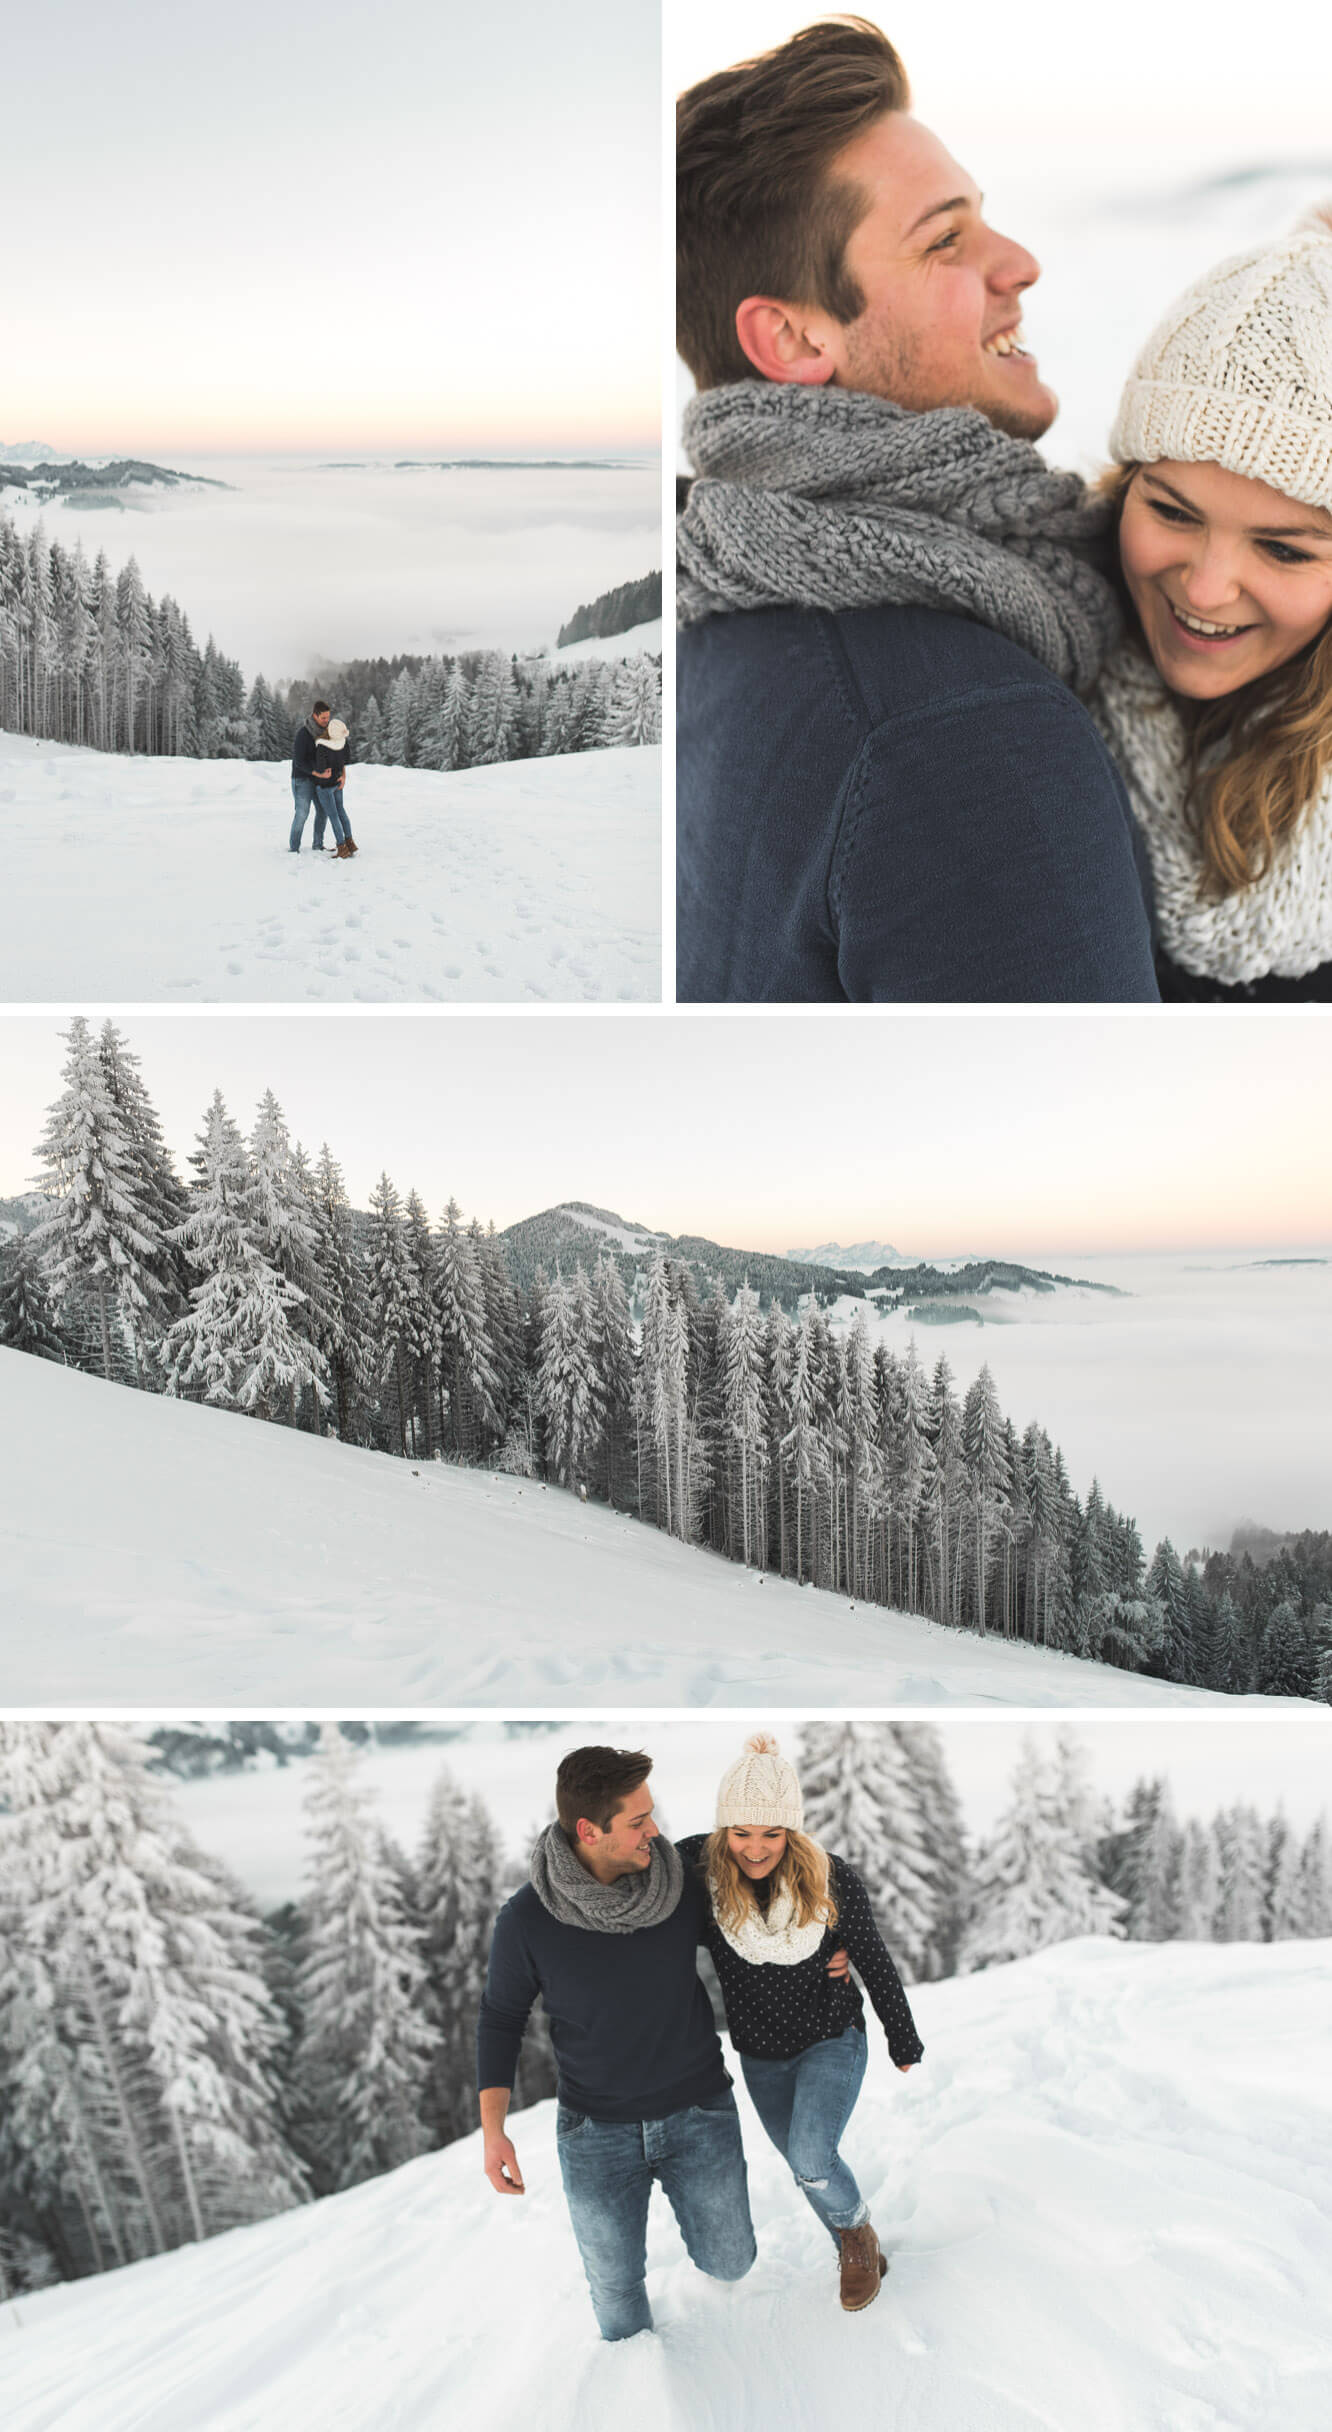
[711,1872,828,1967]
[1092,641,1332,985]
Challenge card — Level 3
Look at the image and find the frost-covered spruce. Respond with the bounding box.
[1103,1777,1183,1941]
[0,1721,306,2269]
[435,1197,502,1458]
[249,1095,334,1427]
[535,1265,603,1490]
[366,1171,417,1455]
[1212,1803,1268,1942]
[959,1735,1126,1971]
[162,1091,328,1422]
[31,1014,165,1382]
[401,1190,443,1457]
[292,1727,439,2192]
[798,1720,939,1982]
[96,1018,192,1327]
[416,1767,508,2142]
[310,1144,373,1442]
[604,653,662,747]
[894,1724,971,1978]
[718,1281,767,1568]
[0,1230,66,1362]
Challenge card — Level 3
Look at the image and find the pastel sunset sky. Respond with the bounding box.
[2,1011,1328,1258]
[1,0,658,456]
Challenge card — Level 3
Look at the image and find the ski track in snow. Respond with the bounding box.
[5,1942,1331,2432]
[0,734,660,1004]
[0,1350,1315,1710]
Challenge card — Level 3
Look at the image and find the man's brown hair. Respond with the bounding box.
[677,17,910,390]
[555,1746,652,1838]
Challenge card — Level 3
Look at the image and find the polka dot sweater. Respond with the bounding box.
[676,1836,925,2067]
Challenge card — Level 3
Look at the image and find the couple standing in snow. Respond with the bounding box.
[676,19,1332,1003]
[289,698,358,858]
[478,1735,922,2341]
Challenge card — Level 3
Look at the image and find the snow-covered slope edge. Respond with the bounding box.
[0,1351,1304,1709]
[6,1942,1330,2432]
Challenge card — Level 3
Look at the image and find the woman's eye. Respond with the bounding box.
[1148,498,1194,525]
[1261,539,1313,566]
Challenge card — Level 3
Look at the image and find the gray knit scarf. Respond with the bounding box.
[529,1821,684,1933]
[678,383,1122,692]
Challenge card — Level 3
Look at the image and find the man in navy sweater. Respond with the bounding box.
[477,1745,755,2341]
[676,21,1158,1003]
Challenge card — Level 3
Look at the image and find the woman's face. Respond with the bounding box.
[727,1825,787,1881]
[1118,461,1332,700]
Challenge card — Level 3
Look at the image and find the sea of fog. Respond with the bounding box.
[173,1714,1332,1910]
[846,1249,1332,1559]
[1,454,660,683]
[675,162,1332,474]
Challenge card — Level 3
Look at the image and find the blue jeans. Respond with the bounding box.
[289,776,318,850]
[556,2089,756,2341]
[741,2021,869,2247]
[315,783,351,846]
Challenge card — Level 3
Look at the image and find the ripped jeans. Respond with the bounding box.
[740,2019,869,2247]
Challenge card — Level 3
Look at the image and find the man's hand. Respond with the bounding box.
[484,2132,525,2194]
[314,766,332,780]
[826,1946,850,1980]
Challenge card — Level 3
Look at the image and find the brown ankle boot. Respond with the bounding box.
[837,2221,886,2312]
[335,841,355,858]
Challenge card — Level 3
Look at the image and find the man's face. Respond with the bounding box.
[313,708,331,729]
[757,113,1057,440]
[580,1780,659,1877]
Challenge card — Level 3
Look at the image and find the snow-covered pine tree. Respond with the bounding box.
[1102,1777,1183,1940]
[366,1172,417,1455]
[960,1363,1010,1635]
[1295,1815,1332,1936]
[416,1769,509,2142]
[0,1230,66,1361]
[435,1198,502,1459]
[31,1015,163,1383]
[248,1094,333,1427]
[0,1721,306,2264]
[1264,1809,1306,1941]
[602,654,661,747]
[292,1727,439,2192]
[96,1018,191,1340]
[797,1721,938,1982]
[310,1144,372,1442]
[1211,1802,1268,1942]
[1175,1817,1220,1939]
[590,1252,637,1509]
[1257,1600,1313,1699]
[718,1281,767,1569]
[958,1736,1126,1971]
[892,1724,970,1978]
[535,1266,603,1491]
[163,1092,328,1423]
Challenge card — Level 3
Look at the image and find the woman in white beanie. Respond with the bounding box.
[676,1733,923,2315]
[313,716,358,860]
[1093,205,1332,997]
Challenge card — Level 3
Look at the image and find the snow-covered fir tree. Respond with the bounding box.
[958,1737,1126,1971]
[291,1728,439,2193]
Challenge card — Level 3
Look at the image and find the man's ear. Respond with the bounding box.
[575,1816,599,1846]
[734,296,837,386]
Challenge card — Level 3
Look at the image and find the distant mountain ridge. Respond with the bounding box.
[0,458,228,494]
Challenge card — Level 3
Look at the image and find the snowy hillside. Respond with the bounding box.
[6,1941,1329,2432]
[555,616,663,662]
[0,1350,1302,1709]
[0,733,659,1003]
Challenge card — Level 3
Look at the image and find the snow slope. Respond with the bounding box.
[0,1350,1305,1709]
[555,616,662,662]
[6,1942,1330,2432]
[0,733,659,1004]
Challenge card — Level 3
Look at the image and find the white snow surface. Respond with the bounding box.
[6,1940,1330,2432]
[0,1350,1307,1710]
[554,617,662,662]
[0,733,660,1005]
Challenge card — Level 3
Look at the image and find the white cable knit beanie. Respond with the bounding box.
[1110,204,1332,514]
[715,1732,804,1830]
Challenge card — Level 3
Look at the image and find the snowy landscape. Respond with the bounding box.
[0,734,660,1004]
[5,1936,1330,2431]
[3,1019,1330,1704]
[2,1347,1304,1709]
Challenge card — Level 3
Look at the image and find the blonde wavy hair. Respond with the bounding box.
[1100,462,1332,898]
[704,1826,838,1939]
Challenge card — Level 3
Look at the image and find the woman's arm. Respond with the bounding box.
[835,1860,925,2067]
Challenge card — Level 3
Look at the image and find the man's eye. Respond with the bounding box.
[928,228,960,253]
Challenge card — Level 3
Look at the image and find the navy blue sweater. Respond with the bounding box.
[677,602,1159,1003]
[477,1870,729,2123]
[678,1838,925,2066]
